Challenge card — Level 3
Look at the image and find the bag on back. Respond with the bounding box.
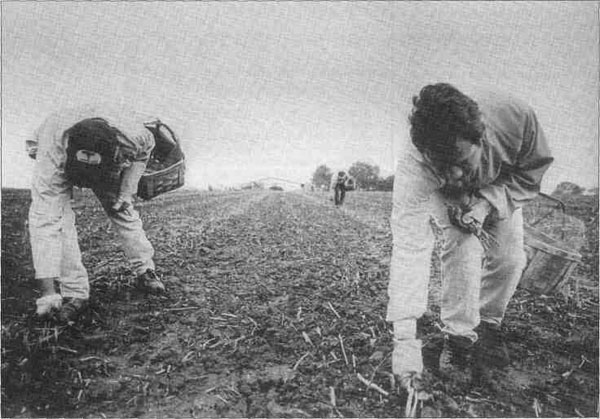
[344,176,356,191]
[64,118,123,191]
[137,121,186,200]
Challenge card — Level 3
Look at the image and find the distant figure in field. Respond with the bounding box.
[27,106,167,325]
[331,170,355,206]
[388,84,553,392]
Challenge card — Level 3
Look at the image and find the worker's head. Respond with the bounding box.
[409,83,484,191]
[338,171,346,177]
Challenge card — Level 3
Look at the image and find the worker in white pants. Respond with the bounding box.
[28,106,166,324]
[388,84,553,389]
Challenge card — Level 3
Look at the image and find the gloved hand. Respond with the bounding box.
[392,338,424,388]
[26,140,38,160]
[447,199,491,235]
[111,197,132,213]
[447,204,475,234]
[461,198,491,226]
[392,320,423,388]
[36,294,63,316]
[447,199,499,250]
[392,321,434,417]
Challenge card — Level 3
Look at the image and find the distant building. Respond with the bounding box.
[240,181,263,190]
[257,177,303,191]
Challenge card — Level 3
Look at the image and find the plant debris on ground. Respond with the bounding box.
[1,188,598,418]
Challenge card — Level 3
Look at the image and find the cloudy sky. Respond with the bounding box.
[2,2,598,190]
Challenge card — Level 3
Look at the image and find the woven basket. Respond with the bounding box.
[137,122,186,200]
[138,159,185,200]
[519,193,582,295]
[520,224,581,294]
[344,176,356,191]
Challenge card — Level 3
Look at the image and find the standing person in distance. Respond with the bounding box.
[331,170,350,206]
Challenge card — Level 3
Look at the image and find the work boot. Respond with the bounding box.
[57,298,88,324]
[474,322,510,368]
[136,269,166,294]
[439,334,474,383]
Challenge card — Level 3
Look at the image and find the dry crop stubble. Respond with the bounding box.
[1,188,598,418]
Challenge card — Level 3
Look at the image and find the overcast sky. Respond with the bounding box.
[2,2,598,191]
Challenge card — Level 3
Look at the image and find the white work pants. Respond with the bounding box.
[387,150,526,341]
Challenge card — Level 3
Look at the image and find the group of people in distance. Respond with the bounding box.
[27,83,552,395]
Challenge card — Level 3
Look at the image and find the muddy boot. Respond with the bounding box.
[474,322,510,368]
[472,322,509,387]
[438,334,474,384]
[422,332,446,373]
[57,298,88,325]
[137,269,166,294]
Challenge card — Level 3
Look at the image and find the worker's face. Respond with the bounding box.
[426,138,482,190]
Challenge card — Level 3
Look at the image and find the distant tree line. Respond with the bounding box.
[311,162,394,191]
[552,181,592,197]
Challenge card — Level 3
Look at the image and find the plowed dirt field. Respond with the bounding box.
[2,188,598,417]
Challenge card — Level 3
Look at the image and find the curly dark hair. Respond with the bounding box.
[409,83,485,163]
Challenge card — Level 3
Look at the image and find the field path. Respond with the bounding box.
[128,190,395,418]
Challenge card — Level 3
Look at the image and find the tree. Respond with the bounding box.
[312,164,332,189]
[553,181,585,196]
[349,161,380,190]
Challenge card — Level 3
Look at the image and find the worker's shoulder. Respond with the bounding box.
[471,90,538,134]
[471,90,535,115]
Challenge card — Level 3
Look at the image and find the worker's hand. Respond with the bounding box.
[461,198,492,225]
[447,204,470,232]
[447,199,499,250]
[392,338,424,387]
[26,140,38,160]
[447,203,483,235]
[111,197,132,213]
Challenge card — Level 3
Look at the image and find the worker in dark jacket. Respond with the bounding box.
[387,84,553,389]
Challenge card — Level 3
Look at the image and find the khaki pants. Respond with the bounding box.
[387,149,526,341]
[28,149,155,299]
